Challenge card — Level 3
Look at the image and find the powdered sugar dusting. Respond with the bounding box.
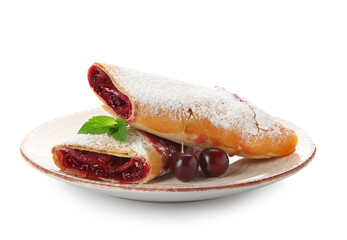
[103,64,285,140]
[63,127,150,157]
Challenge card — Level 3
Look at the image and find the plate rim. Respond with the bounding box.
[20,108,316,193]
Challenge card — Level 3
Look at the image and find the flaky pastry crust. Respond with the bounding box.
[52,129,165,184]
[91,63,298,159]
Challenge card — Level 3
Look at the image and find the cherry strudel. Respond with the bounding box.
[52,127,185,183]
[87,63,298,159]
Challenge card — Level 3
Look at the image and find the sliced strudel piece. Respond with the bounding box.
[87,63,298,159]
[52,127,184,184]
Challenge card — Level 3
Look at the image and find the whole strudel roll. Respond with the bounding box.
[88,63,298,159]
[52,127,184,183]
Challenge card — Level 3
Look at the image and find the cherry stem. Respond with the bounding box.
[181,112,192,153]
[188,108,212,146]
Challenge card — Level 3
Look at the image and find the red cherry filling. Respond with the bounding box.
[57,148,149,183]
[88,65,132,119]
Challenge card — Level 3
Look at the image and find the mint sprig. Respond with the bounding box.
[78,116,128,142]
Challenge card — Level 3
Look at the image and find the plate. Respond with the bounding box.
[20,108,316,202]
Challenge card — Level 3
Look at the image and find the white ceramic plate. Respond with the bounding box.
[20,108,316,202]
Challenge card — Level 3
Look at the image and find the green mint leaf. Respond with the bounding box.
[78,115,117,134]
[106,126,118,136]
[111,125,128,142]
[78,115,128,143]
[78,126,111,134]
[115,118,127,127]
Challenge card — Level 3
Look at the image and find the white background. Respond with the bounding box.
[1,0,346,239]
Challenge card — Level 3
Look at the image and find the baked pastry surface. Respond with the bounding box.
[52,127,182,183]
[88,63,298,158]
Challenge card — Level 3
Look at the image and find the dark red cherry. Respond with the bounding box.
[171,153,199,182]
[199,148,229,177]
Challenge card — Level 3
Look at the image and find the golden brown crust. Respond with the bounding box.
[94,62,298,159]
[103,104,297,158]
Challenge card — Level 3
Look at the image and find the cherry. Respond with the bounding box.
[199,148,229,177]
[171,153,199,182]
